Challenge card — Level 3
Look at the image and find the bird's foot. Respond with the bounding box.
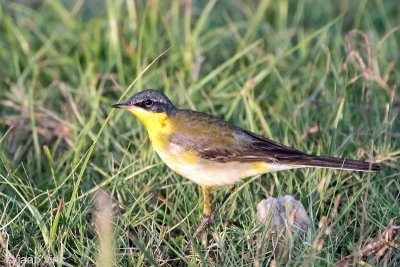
[183,185,236,253]
[184,213,215,252]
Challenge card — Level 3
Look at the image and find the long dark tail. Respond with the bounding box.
[241,130,382,172]
[300,155,381,171]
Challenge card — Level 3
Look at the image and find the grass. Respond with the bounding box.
[0,0,399,266]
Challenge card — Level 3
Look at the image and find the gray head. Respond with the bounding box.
[112,89,175,113]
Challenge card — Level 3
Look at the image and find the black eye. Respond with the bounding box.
[145,99,153,107]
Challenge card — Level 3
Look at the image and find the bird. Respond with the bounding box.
[112,89,381,247]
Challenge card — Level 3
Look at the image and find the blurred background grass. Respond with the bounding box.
[0,0,399,265]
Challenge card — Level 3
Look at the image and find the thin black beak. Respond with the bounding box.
[112,102,130,109]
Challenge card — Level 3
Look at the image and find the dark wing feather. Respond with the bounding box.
[169,110,381,171]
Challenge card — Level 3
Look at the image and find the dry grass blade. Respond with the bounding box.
[341,29,397,99]
[0,229,21,267]
[297,126,322,144]
[93,191,115,267]
[335,218,400,266]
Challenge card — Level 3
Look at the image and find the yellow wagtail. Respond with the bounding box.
[112,89,381,243]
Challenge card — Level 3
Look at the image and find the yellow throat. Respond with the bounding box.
[128,107,173,151]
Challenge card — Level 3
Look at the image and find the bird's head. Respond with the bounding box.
[112,89,175,126]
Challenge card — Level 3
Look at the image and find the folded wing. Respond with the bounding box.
[169,110,380,171]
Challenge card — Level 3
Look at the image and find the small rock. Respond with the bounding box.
[257,195,309,239]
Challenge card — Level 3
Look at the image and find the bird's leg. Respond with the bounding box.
[190,186,213,240]
[185,185,236,251]
[183,186,213,252]
[203,186,213,218]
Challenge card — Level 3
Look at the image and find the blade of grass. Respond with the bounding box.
[334,98,345,129]
[28,69,41,179]
[43,145,57,187]
[50,196,63,245]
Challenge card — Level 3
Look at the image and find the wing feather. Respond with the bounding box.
[168,110,381,171]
